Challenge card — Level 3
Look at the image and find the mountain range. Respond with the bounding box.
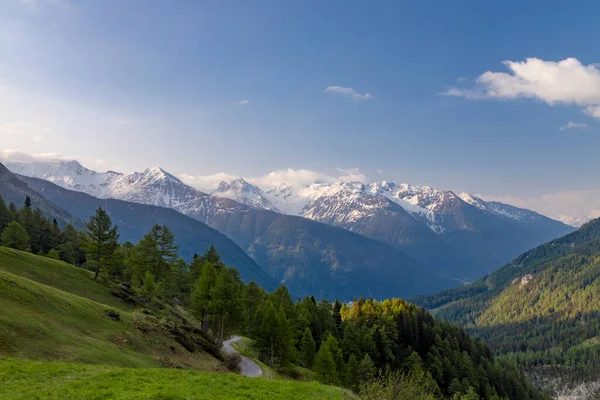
[6,159,573,283]
[2,161,457,300]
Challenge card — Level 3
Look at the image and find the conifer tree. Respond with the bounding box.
[314,341,337,384]
[135,224,178,284]
[82,207,119,280]
[190,261,217,331]
[346,354,360,391]
[0,195,10,233]
[1,221,30,251]
[358,353,376,385]
[300,327,316,368]
[209,268,241,342]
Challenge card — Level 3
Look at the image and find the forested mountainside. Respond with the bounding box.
[205,207,455,300]
[412,218,600,398]
[9,173,275,289]
[0,198,550,400]
[17,171,456,300]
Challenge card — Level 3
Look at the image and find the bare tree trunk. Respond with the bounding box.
[270,337,274,367]
[202,310,208,332]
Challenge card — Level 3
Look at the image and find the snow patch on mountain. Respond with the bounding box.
[556,215,595,228]
[212,178,278,211]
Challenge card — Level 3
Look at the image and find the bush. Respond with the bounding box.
[222,352,241,372]
[103,309,121,321]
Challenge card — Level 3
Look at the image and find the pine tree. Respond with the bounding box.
[275,304,294,368]
[0,195,11,233]
[1,221,30,251]
[253,300,279,367]
[333,299,343,337]
[135,225,178,285]
[358,353,376,385]
[300,327,316,368]
[209,268,241,342]
[82,207,119,280]
[190,262,217,332]
[314,341,337,384]
[138,271,161,306]
[346,354,360,391]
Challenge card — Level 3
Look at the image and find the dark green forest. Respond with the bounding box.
[0,194,551,399]
[413,218,600,389]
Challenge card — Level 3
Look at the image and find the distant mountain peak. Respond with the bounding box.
[212,178,277,211]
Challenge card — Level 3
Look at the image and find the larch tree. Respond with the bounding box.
[1,221,30,251]
[190,261,217,332]
[82,207,119,280]
[314,340,337,384]
[300,327,316,368]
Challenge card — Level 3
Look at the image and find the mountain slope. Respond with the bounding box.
[0,247,222,370]
[205,207,456,300]
[259,180,573,279]
[17,175,276,290]
[0,163,74,226]
[412,218,600,398]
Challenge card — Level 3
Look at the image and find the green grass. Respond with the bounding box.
[0,247,128,310]
[0,358,350,400]
[0,247,220,370]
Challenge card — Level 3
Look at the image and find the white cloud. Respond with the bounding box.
[446,57,600,118]
[0,149,71,162]
[325,86,373,101]
[336,167,368,183]
[178,172,241,192]
[32,135,42,142]
[559,121,588,131]
[235,100,249,105]
[250,169,335,189]
[180,167,370,191]
[480,188,600,221]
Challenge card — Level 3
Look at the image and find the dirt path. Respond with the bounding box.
[222,336,263,378]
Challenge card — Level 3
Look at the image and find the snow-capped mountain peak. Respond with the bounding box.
[211,178,278,211]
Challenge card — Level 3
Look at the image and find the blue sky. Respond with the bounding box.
[1,0,600,218]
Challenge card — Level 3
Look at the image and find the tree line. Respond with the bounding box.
[0,195,550,399]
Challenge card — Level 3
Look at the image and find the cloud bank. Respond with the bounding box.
[446,57,600,118]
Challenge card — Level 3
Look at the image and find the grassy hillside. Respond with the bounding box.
[0,247,127,310]
[0,358,349,400]
[0,247,221,370]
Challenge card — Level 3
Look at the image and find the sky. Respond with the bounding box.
[1,0,600,219]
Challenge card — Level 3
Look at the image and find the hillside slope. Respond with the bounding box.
[16,174,276,290]
[0,247,222,369]
[0,358,348,400]
[412,218,600,398]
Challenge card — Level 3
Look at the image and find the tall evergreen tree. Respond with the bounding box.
[0,195,10,233]
[190,261,217,331]
[314,340,337,384]
[346,354,360,391]
[134,224,178,285]
[82,207,119,280]
[358,353,376,385]
[300,327,316,368]
[1,221,30,251]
